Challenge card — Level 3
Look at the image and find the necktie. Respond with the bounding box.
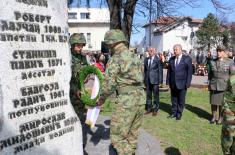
[148,57,152,67]
[176,57,179,67]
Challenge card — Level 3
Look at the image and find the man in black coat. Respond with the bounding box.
[196,50,205,65]
[166,44,193,120]
[144,47,163,116]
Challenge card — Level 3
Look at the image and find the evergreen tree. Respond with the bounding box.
[196,13,221,52]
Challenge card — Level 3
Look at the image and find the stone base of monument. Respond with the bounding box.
[82,115,163,155]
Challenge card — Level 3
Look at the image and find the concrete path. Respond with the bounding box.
[83,115,163,155]
[163,69,208,88]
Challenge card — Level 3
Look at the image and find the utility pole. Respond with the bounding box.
[149,0,152,47]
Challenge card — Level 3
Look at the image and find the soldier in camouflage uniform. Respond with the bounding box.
[97,29,146,155]
[221,63,235,155]
[69,33,88,119]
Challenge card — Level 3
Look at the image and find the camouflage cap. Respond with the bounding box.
[70,33,86,45]
[104,29,128,45]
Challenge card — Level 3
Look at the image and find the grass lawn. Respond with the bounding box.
[101,88,223,155]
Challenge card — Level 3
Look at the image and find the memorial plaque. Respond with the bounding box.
[0,0,83,154]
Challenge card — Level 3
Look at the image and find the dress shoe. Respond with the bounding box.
[176,115,181,120]
[152,111,158,116]
[216,118,222,125]
[168,115,176,119]
[144,111,152,115]
[210,118,216,124]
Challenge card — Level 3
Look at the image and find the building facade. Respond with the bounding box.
[138,17,203,54]
[68,8,110,51]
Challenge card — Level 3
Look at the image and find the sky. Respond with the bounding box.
[69,0,235,46]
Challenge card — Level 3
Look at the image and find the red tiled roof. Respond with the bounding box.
[154,16,179,25]
[191,18,203,24]
[143,16,203,27]
[152,16,203,33]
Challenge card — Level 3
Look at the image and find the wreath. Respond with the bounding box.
[79,66,104,106]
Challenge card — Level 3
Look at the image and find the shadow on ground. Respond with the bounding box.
[185,104,211,121]
[159,102,172,116]
[165,147,182,155]
[82,119,110,155]
[159,102,211,121]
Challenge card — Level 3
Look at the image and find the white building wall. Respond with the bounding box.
[145,25,156,48]
[140,19,201,54]
[163,21,193,53]
[152,34,163,52]
[68,23,110,51]
[68,8,110,51]
[68,8,110,23]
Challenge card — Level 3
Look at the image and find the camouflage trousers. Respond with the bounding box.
[70,93,86,121]
[110,90,145,155]
[221,106,235,155]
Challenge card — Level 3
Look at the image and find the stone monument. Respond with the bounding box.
[0,0,83,154]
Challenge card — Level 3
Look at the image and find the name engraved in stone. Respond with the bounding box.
[13,94,46,108]
[10,60,43,70]
[49,126,74,140]
[1,121,62,152]
[8,99,68,119]
[14,11,51,24]
[0,33,36,42]
[29,122,61,138]
[13,50,56,59]
[21,69,55,80]
[16,0,48,8]
[0,134,44,151]
[19,112,65,133]
[0,20,40,34]
[20,82,59,96]
[14,137,45,154]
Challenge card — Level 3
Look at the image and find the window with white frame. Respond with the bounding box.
[87,33,92,48]
[68,13,77,19]
[80,12,90,19]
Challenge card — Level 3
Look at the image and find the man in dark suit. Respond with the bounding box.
[196,50,205,65]
[144,47,163,116]
[166,44,193,120]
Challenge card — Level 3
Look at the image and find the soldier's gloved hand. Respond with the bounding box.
[84,74,93,83]
[97,99,105,106]
[76,90,81,99]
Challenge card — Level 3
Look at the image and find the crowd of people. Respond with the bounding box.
[69,31,235,154]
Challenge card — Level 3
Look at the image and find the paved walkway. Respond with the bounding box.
[163,69,208,88]
[83,115,163,155]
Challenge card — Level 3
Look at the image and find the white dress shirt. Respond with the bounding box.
[175,54,182,67]
[148,56,154,67]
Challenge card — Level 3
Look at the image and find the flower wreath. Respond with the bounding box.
[79,66,104,106]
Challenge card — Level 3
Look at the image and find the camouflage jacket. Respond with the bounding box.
[70,52,88,93]
[99,43,144,101]
[223,64,235,111]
